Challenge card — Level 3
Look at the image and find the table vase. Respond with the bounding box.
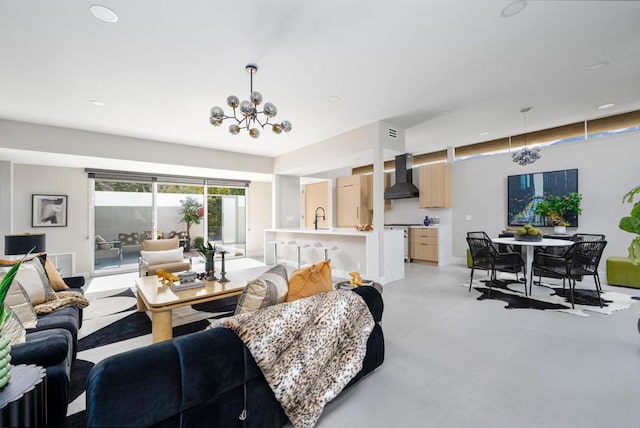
[0,335,11,388]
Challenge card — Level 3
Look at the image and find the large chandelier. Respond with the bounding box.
[511,107,541,165]
[209,64,292,139]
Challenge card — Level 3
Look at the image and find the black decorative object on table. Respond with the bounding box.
[0,365,47,428]
[217,250,229,283]
[206,253,218,281]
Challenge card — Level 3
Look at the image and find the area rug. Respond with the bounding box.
[465,275,639,317]
[63,287,238,428]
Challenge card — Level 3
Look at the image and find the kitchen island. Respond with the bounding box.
[264,227,404,284]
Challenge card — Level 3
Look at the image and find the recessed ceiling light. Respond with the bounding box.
[328,96,341,103]
[90,5,119,23]
[90,100,105,106]
[588,61,610,71]
[440,110,451,116]
[479,132,489,136]
[598,103,615,110]
[501,0,527,18]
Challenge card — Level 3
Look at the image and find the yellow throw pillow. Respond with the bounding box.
[286,259,333,302]
[44,258,69,291]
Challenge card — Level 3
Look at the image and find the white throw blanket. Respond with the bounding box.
[221,289,375,428]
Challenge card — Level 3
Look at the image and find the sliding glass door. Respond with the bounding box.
[156,183,205,252]
[91,173,248,275]
[93,179,152,274]
[207,187,246,259]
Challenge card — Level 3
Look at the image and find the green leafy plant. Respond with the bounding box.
[534,192,583,226]
[619,185,640,264]
[193,236,217,261]
[0,254,28,329]
[178,196,203,238]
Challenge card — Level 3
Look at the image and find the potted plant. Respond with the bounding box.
[619,185,640,264]
[534,192,583,233]
[178,196,203,249]
[193,236,217,280]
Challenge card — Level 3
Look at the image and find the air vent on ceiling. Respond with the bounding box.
[387,127,398,140]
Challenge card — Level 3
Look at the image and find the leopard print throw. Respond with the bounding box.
[222,289,375,428]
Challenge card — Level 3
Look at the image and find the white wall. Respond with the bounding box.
[246,181,272,258]
[12,164,90,273]
[0,161,12,254]
[274,175,301,228]
[450,132,640,263]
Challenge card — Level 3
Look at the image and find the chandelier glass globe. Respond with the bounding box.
[250,91,263,105]
[210,106,224,120]
[226,95,239,108]
[263,102,277,118]
[239,100,254,117]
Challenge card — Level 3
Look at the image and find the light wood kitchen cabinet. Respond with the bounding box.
[363,174,391,211]
[336,175,371,226]
[410,228,438,263]
[418,163,452,208]
[304,181,329,229]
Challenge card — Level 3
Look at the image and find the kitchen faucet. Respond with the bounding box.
[313,206,326,230]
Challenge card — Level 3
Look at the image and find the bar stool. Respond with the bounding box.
[288,240,310,269]
[314,242,338,262]
[266,240,284,266]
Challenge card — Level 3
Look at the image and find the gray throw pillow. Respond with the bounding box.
[234,264,289,315]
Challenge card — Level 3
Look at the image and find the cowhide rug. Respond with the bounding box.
[465,274,639,317]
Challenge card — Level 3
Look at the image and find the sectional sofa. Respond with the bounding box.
[85,286,385,427]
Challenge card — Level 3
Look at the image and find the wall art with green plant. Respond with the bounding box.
[534,192,583,226]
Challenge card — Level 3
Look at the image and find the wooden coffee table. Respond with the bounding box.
[135,275,244,343]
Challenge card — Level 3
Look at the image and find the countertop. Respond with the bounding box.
[265,227,377,236]
[384,224,439,229]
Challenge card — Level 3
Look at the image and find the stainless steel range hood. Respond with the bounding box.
[384,153,419,199]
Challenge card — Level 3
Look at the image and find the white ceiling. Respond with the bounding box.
[1,1,639,170]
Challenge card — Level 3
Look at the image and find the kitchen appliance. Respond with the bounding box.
[384,223,422,262]
[384,154,420,199]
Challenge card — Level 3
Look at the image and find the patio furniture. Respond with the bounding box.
[138,238,191,277]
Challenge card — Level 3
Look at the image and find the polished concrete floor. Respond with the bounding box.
[317,262,640,428]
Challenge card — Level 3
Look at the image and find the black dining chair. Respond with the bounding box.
[466,236,527,297]
[530,240,608,308]
[532,233,605,282]
[571,233,606,242]
[467,231,515,253]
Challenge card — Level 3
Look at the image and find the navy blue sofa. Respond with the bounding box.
[85,286,384,428]
[10,276,85,428]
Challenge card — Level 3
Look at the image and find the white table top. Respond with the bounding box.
[492,237,573,247]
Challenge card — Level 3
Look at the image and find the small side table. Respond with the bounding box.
[0,365,47,428]
[335,280,383,294]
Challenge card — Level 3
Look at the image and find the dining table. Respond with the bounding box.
[492,237,574,293]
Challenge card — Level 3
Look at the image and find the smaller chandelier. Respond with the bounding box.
[511,106,541,166]
[209,64,292,139]
[512,146,541,165]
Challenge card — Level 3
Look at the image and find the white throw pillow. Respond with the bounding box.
[140,248,184,265]
[3,279,38,329]
[0,260,56,306]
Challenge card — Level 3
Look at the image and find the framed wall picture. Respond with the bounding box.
[32,194,68,227]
